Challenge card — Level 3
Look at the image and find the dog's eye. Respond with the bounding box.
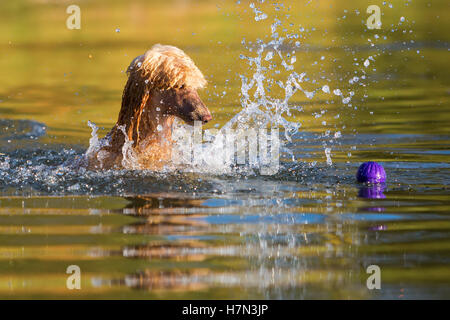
[179,85,185,89]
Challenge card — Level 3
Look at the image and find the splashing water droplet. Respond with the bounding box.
[333,89,342,96]
[265,51,274,61]
[325,148,332,166]
[255,13,268,21]
[322,85,330,93]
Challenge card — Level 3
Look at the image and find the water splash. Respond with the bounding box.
[168,6,321,173]
[81,3,315,175]
[117,125,140,170]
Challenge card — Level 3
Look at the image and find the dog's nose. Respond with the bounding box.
[202,113,212,124]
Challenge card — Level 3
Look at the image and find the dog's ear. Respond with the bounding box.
[116,65,150,146]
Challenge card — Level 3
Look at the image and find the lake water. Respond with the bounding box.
[0,0,449,299]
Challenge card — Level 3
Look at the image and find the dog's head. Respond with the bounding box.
[117,44,212,144]
[151,87,212,125]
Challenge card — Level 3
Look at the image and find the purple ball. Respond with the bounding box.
[356,161,386,183]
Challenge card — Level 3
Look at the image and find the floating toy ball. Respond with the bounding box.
[356,161,386,183]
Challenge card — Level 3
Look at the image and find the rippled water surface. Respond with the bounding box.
[0,0,449,299]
